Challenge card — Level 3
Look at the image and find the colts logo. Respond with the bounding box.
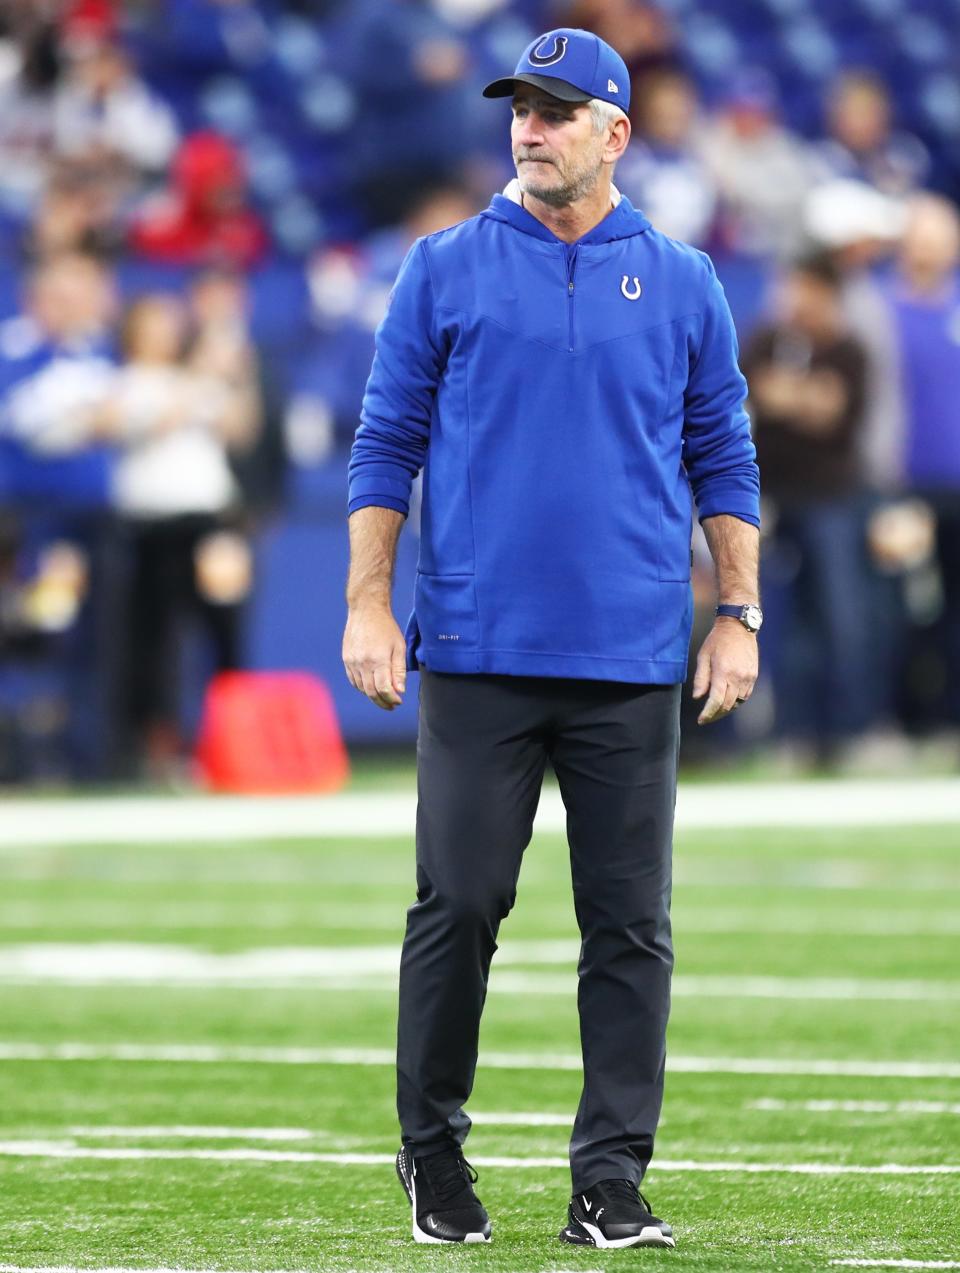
[529,34,568,67]
[620,275,642,301]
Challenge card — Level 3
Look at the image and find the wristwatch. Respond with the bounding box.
[716,603,763,633]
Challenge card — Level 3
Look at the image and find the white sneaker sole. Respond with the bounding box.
[580,1218,675,1249]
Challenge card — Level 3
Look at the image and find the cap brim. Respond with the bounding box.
[482,72,592,102]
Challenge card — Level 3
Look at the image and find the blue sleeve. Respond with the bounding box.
[682,257,761,528]
[347,239,443,517]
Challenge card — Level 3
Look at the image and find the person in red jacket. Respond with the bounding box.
[130,131,268,270]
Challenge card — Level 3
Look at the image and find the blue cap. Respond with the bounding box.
[482,28,630,113]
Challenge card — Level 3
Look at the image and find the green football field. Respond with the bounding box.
[0,779,958,1272]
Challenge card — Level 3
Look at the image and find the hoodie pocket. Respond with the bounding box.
[415,573,480,649]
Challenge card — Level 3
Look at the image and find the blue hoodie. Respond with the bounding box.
[348,190,759,683]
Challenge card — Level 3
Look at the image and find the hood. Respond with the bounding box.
[482,181,651,245]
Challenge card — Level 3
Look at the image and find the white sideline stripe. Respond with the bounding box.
[2,903,959,938]
[67,1125,312,1140]
[0,944,957,1004]
[831,1262,960,1269]
[74,1115,571,1133]
[751,1099,960,1116]
[0,1141,958,1176]
[2,1041,960,1079]
[0,778,958,847]
[470,1111,571,1126]
[0,1268,312,1273]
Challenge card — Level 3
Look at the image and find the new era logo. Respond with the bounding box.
[608,78,619,93]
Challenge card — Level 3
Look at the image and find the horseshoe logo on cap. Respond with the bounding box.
[529,34,568,67]
[621,275,642,301]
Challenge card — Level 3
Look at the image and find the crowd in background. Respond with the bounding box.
[0,0,959,781]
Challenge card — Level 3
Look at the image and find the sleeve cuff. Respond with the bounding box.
[698,506,761,529]
[347,493,410,517]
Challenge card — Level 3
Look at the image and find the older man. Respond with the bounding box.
[344,28,761,1250]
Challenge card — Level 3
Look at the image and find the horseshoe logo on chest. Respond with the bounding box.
[620,275,642,301]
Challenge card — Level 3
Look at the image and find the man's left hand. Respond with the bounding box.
[692,619,759,725]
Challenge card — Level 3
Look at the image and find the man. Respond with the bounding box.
[743,253,869,757]
[343,28,761,1250]
[885,194,960,729]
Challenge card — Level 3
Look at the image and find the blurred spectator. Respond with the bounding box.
[1,252,116,487]
[743,254,873,759]
[337,0,473,226]
[131,131,268,269]
[52,32,179,185]
[617,67,716,246]
[94,293,259,776]
[188,267,284,514]
[25,172,111,260]
[698,69,812,260]
[803,179,907,492]
[0,250,120,779]
[813,70,930,199]
[885,194,960,729]
[0,3,59,219]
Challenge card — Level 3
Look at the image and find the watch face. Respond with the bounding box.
[743,605,763,632]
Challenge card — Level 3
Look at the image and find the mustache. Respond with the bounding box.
[514,151,555,164]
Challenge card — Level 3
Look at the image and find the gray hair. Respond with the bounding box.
[589,98,629,136]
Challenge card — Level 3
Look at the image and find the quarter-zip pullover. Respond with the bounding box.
[348,190,760,682]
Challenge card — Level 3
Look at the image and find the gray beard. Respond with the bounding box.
[515,157,604,208]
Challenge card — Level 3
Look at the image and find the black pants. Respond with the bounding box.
[124,515,241,733]
[397,670,681,1192]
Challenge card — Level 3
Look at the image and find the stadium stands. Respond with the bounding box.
[0,0,958,778]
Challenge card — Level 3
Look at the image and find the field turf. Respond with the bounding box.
[0,781,957,1272]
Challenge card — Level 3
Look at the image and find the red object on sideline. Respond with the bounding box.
[196,671,350,793]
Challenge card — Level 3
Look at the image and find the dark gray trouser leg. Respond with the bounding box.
[397,671,549,1154]
[550,682,681,1193]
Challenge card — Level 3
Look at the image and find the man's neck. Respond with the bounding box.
[518,179,618,244]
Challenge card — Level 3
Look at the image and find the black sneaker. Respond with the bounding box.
[559,1178,675,1249]
[396,1144,492,1244]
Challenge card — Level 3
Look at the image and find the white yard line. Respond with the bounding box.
[67,1125,313,1140]
[2,1041,960,1079]
[470,1111,571,1126]
[831,1262,960,1270]
[0,1141,957,1176]
[1,903,959,938]
[0,1268,312,1273]
[0,943,956,1003]
[751,1099,960,1116]
[0,778,958,848]
[73,1116,570,1133]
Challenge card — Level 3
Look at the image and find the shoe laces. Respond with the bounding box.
[421,1148,477,1203]
[603,1179,653,1214]
[605,1178,640,1202]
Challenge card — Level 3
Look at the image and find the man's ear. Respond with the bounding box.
[604,115,631,166]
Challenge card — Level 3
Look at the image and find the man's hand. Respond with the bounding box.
[342,604,408,711]
[692,619,759,725]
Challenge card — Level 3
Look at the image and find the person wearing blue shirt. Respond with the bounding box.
[344,28,761,1251]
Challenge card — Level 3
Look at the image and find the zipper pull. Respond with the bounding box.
[568,280,574,294]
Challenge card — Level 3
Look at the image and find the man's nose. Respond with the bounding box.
[514,113,545,145]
